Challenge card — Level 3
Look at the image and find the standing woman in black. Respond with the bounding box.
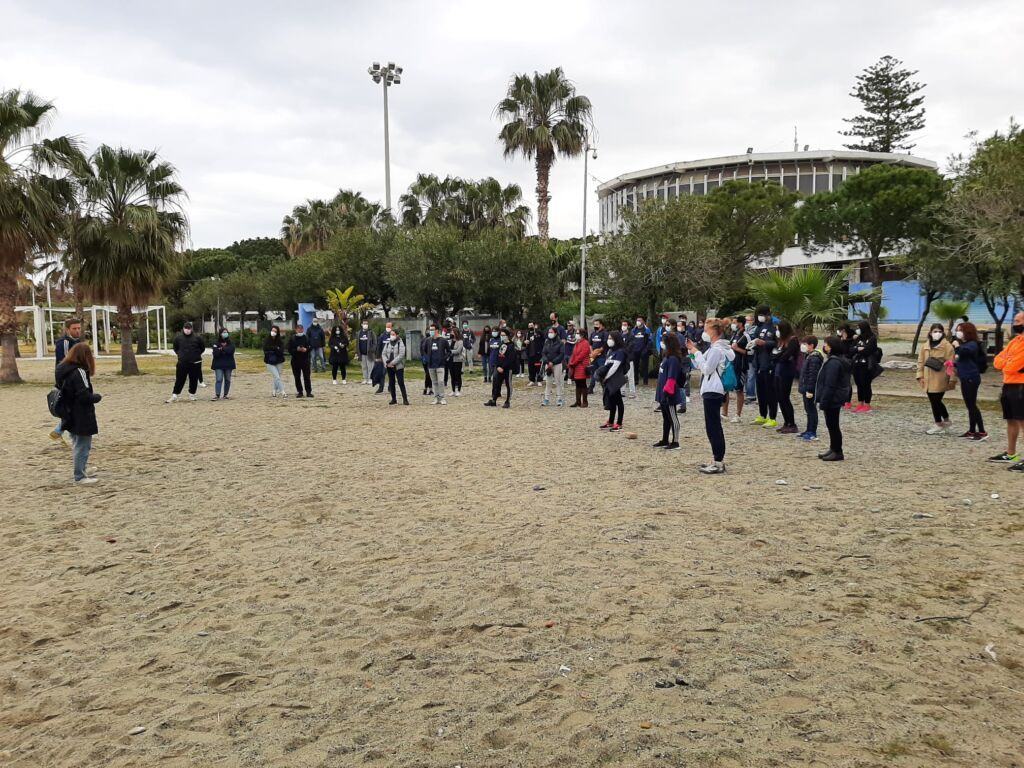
[329,324,349,385]
[851,320,878,412]
[815,336,853,461]
[772,320,801,433]
[448,327,464,397]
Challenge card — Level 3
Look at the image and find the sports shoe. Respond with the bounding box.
[484,400,497,407]
[556,398,564,407]
[199,381,207,388]
[971,432,990,442]
[665,442,681,451]
[842,402,852,410]
[699,461,726,474]
[652,440,669,448]
[296,392,304,398]
[342,380,348,385]
[821,451,845,461]
[541,399,550,407]
[609,424,622,432]
[854,404,870,414]
[779,425,799,434]
[988,452,1020,463]
[752,416,767,426]
[306,393,314,399]
[762,419,778,429]
[188,394,197,402]
[454,391,462,397]
[166,394,178,403]
[1009,461,1024,473]
[959,431,976,439]
[801,432,819,442]
[502,402,511,409]
[925,425,947,435]
[332,379,337,385]
[211,395,220,401]
[439,398,448,405]
[75,477,99,485]
[599,421,612,430]
[729,416,740,424]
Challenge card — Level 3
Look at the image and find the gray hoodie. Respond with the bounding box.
[381,338,406,370]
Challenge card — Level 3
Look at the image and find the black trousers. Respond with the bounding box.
[703,393,726,461]
[291,360,311,395]
[775,372,796,427]
[633,354,651,385]
[853,364,873,403]
[802,393,818,434]
[387,367,409,403]
[422,363,432,393]
[961,378,984,433]
[528,357,541,383]
[607,390,625,425]
[661,401,679,442]
[444,361,450,386]
[756,368,778,419]
[331,362,347,381]
[449,361,463,392]
[173,362,200,395]
[491,369,512,403]
[927,391,949,423]
[588,357,604,393]
[823,406,842,454]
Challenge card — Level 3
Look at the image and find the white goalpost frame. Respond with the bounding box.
[11,304,170,359]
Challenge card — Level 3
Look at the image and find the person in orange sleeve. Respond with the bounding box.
[990,309,1024,471]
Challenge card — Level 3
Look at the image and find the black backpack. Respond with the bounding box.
[47,381,72,420]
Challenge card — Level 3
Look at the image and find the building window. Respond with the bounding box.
[832,173,844,190]
[692,183,705,196]
[798,174,813,194]
[783,175,798,191]
[814,174,830,193]
[707,180,719,192]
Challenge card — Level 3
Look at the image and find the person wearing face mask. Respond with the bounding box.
[771,320,801,434]
[743,314,758,404]
[372,322,394,394]
[381,327,409,405]
[837,324,856,410]
[990,310,1024,470]
[619,321,637,398]
[723,317,748,423]
[541,325,567,406]
[288,324,314,398]
[850,320,880,413]
[653,331,684,449]
[596,331,628,431]
[917,324,957,434]
[527,323,545,386]
[567,327,592,407]
[357,321,375,385]
[478,325,492,382]
[485,327,502,384]
[797,335,823,441]
[448,326,464,396]
[686,319,736,474]
[263,325,287,397]
[308,319,327,373]
[210,327,236,400]
[750,306,778,427]
[513,329,526,378]
[425,323,451,405]
[629,316,653,387]
[588,319,608,395]
[329,324,349,384]
[167,321,206,403]
[953,322,987,441]
[485,329,518,408]
[420,328,435,396]
[563,321,577,381]
[460,322,475,370]
[814,336,852,461]
[672,318,693,408]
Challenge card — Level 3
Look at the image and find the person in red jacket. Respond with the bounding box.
[567,331,592,408]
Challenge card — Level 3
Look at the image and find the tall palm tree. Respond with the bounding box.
[495,67,593,241]
[0,89,81,383]
[75,145,188,375]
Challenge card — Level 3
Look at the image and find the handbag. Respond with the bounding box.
[924,356,944,372]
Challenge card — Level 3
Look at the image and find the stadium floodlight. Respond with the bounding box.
[368,61,403,211]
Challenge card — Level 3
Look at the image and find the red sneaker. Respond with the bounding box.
[599,421,612,430]
[843,402,852,410]
[610,423,622,432]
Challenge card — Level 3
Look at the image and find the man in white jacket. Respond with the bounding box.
[686,318,736,475]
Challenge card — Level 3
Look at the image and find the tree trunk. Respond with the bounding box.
[136,312,148,355]
[911,289,938,356]
[647,296,658,329]
[535,151,553,242]
[117,303,140,375]
[0,270,23,383]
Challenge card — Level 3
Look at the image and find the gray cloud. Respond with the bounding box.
[3,0,1020,246]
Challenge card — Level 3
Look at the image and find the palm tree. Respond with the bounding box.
[0,89,81,383]
[75,145,188,375]
[746,266,880,335]
[496,67,593,241]
[931,298,971,333]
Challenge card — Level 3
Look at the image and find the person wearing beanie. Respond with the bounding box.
[167,321,205,403]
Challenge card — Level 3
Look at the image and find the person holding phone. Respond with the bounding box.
[687,318,735,475]
[263,325,287,397]
[596,331,628,432]
[654,332,684,449]
[381,327,409,405]
[288,324,314,398]
[210,327,236,400]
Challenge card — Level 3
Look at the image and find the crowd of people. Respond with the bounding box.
[45,308,1024,483]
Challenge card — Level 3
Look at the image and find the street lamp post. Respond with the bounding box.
[367,61,402,212]
[580,136,597,329]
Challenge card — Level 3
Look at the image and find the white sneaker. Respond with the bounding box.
[271,391,277,398]
[75,477,98,485]
[280,392,288,398]
[165,394,178,403]
[342,380,348,385]
[440,398,448,405]
[730,416,740,424]
[188,394,197,402]
[925,425,946,435]
[698,461,726,475]
[332,379,337,385]
[454,391,462,397]
[199,381,207,388]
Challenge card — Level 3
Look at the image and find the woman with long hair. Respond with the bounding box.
[918,323,957,434]
[263,325,287,397]
[567,327,592,408]
[210,327,236,400]
[654,331,684,449]
[772,319,801,433]
[448,326,464,397]
[851,319,879,412]
[597,331,629,432]
[329,324,350,385]
[55,343,102,484]
[953,321,987,440]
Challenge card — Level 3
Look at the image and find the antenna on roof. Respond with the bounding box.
[794,126,798,152]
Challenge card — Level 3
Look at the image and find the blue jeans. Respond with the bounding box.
[215,368,232,397]
[482,358,491,382]
[71,433,92,481]
[745,359,757,399]
[311,347,326,371]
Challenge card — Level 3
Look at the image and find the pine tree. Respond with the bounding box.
[841,55,926,152]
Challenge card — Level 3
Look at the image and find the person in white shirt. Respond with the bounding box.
[686,318,736,475]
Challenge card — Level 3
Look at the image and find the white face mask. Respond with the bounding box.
[757,315,766,323]
[799,343,809,354]
[955,330,964,340]
[621,326,628,332]
[775,330,781,338]
[730,323,738,331]
[659,341,666,351]
[389,334,398,342]
[220,332,229,339]
[701,331,712,343]
[931,331,944,341]
[547,332,555,340]
[635,320,643,327]
[607,338,616,348]
[676,326,685,333]
[271,331,278,337]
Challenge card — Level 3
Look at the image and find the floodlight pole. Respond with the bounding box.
[368,62,402,213]
[580,135,596,330]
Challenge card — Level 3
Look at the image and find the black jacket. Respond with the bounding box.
[329,332,349,364]
[54,334,79,370]
[288,333,311,365]
[307,324,326,348]
[814,355,852,409]
[752,322,777,370]
[541,337,565,367]
[799,350,824,394]
[56,362,101,436]
[173,332,205,365]
[263,337,285,365]
[211,339,236,370]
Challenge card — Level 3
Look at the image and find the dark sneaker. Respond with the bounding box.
[1009,461,1024,473]
[652,440,669,448]
[971,432,989,442]
[295,392,304,398]
[988,452,1021,463]
[959,431,976,439]
[484,400,497,407]
[502,402,511,409]
[599,422,612,430]
[820,451,845,461]
[665,442,681,451]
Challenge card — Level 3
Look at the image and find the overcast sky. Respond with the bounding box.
[4,0,1021,247]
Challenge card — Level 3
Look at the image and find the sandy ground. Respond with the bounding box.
[1,355,1022,768]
